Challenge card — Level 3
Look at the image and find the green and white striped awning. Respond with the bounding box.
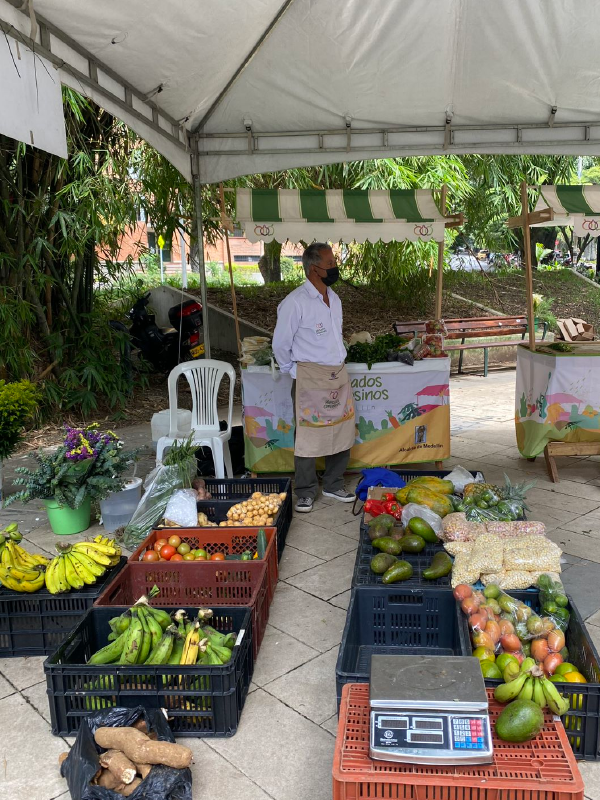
[534,185,600,237]
[235,188,450,243]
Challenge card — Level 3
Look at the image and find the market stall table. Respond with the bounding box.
[241,357,450,473]
[515,342,600,480]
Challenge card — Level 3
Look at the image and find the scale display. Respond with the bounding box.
[369,655,494,766]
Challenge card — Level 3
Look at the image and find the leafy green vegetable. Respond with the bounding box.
[347,334,410,368]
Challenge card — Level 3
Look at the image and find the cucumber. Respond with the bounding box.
[257,529,267,559]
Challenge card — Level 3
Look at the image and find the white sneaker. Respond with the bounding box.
[322,489,355,503]
[295,497,314,513]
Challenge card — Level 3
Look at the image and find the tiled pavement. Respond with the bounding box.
[2,369,600,799]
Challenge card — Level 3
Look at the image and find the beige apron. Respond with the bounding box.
[294,362,356,458]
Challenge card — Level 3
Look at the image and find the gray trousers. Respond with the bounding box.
[292,379,350,499]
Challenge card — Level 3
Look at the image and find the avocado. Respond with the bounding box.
[407,517,438,543]
[371,537,402,556]
[367,514,395,540]
[382,560,413,584]
[398,534,426,553]
[422,551,452,580]
[370,553,397,574]
[495,699,544,742]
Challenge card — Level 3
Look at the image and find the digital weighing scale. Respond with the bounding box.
[369,654,493,766]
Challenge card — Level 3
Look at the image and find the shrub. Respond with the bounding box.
[0,380,39,461]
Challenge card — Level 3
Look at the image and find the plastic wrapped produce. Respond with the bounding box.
[401,503,443,537]
[470,533,504,573]
[503,537,562,572]
[163,489,198,528]
[440,512,484,542]
[443,541,473,556]
[485,520,546,538]
[451,553,480,588]
[537,573,570,631]
[483,570,543,590]
[444,466,485,494]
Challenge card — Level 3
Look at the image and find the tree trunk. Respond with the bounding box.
[596,239,600,276]
[257,240,282,283]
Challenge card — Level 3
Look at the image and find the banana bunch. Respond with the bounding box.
[0,522,24,547]
[0,538,49,592]
[494,657,570,716]
[45,537,121,595]
[86,601,236,667]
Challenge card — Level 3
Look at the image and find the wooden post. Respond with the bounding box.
[521,181,536,351]
[219,183,242,357]
[435,184,447,320]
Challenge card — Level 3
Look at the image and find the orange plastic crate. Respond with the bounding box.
[333,684,584,800]
[130,527,277,605]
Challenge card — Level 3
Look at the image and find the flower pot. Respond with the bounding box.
[99,477,143,533]
[43,497,91,536]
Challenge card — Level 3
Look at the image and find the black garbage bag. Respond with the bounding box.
[60,707,192,800]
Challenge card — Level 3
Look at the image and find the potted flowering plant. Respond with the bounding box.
[6,425,138,535]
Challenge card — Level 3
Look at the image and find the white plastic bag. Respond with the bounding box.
[444,465,485,493]
[401,503,443,537]
[164,488,198,527]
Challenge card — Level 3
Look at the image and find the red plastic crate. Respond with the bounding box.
[333,684,584,800]
[94,561,269,659]
[129,527,277,604]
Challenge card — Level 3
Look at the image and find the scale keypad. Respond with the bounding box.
[452,718,486,749]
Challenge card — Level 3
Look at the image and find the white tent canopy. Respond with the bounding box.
[4,0,600,183]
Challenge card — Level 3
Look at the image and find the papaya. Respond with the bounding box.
[371,553,397,574]
[395,487,410,505]
[407,517,438,542]
[382,560,413,584]
[406,487,453,517]
[408,476,454,495]
[398,534,426,553]
[371,537,402,556]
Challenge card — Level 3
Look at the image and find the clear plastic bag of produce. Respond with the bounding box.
[485,520,546,538]
[484,570,543,591]
[444,466,485,494]
[60,706,192,800]
[163,488,198,527]
[401,503,443,537]
[495,499,525,521]
[503,538,562,572]
[121,460,196,550]
[465,505,504,523]
[469,533,504,573]
[451,553,480,587]
[537,573,570,631]
[440,512,484,542]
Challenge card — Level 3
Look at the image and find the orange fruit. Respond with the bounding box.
[563,672,587,683]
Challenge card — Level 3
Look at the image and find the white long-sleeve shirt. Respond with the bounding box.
[272,280,347,379]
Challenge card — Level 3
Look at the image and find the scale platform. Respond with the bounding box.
[369,654,493,766]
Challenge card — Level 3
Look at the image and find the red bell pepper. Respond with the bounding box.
[364,499,386,518]
[382,492,397,502]
[383,499,403,520]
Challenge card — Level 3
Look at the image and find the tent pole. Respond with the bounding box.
[220,183,242,356]
[192,171,211,358]
[435,184,447,319]
[521,180,536,351]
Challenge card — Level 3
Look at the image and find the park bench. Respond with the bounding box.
[393,316,549,377]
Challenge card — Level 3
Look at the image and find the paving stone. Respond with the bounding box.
[278,545,325,581]
[286,551,356,601]
[0,692,67,800]
[184,741,273,800]
[321,714,339,736]
[561,513,600,536]
[21,680,52,726]
[23,522,105,555]
[525,488,600,516]
[557,461,600,484]
[329,589,352,610]
[308,502,358,531]
[208,689,335,800]
[449,437,512,459]
[268,583,347,652]
[0,655,46,691]
[266,646,339,724]
[584,623,600,655]
[541,481,600,503]
[577,761,600,800]
[252,625,319,687]
[0,672,15,700]
[523,506,581,533]
[547,528,600,564]
[334,518,362,540]
[561,561,600,619]
[286,521,356,560]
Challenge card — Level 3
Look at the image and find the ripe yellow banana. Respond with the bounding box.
[54,556,70,593]
[180,621,201,665]
[67,552,96,585]
[64,553,85,590]
[70,544,112,566]
[7,562,44,582]
[69,549,105,578]
[15,545,48,567]
[18,572,45,592]
[44,558,58,594]
[0,565,44,592]
[1,546,13,568]
[0,566,24,591]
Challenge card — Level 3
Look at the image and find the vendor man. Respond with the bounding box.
[273,243,355,513]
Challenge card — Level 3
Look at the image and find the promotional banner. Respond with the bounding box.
[242,360,451,473]
[515,345,600,458]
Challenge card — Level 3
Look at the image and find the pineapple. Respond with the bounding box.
[499,473,535,512]
[462,482,497,502]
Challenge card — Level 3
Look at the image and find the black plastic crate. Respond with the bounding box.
[0,557,127,658]
[44,605,253,738]
[353,530,451,589]
[458,590,600,760]
[336,587,463,708]
[160,478,292,561]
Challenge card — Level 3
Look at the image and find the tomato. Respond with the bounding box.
[170,553,184,561]
[142,550,160,563]
[168,535,182,548]
[159,544,176,561]
[154,538,168,553]
[183,552,196,561]
[194,549,208,560]
[177,542,191,555]
[211,553,226,561]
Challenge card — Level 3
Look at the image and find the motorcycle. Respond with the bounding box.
[111,292,204,372]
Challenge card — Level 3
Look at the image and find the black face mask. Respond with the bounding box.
[321,266,339,286]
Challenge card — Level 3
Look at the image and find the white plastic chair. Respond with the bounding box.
[156,360,236,478]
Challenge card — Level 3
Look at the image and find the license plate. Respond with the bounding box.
[190,344,205,357]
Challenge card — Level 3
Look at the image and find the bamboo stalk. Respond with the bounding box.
[435,184,447,320]
[521,180,536,351]
[219,184,242,356]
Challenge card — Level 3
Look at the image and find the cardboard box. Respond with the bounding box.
[556,318,595,342]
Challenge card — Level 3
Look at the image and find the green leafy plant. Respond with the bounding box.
[0,380,39,461]
[6,425,138,508]
[532,293,557,331]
